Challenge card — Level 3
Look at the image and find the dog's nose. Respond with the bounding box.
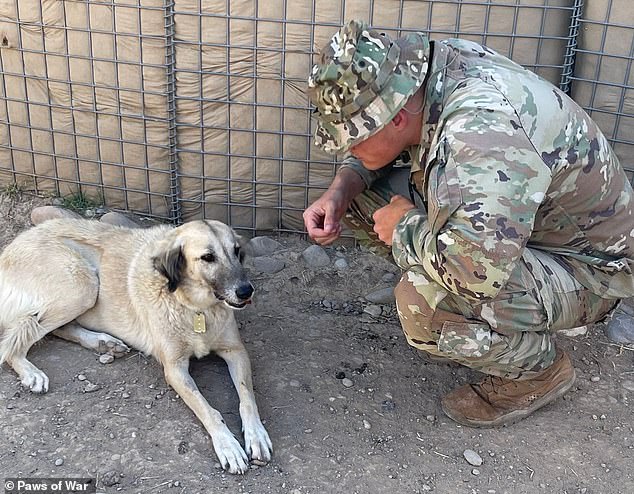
[235,283,254,300]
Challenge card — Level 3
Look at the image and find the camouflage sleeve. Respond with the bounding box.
[338,155,393,189]
[392,85,551,303]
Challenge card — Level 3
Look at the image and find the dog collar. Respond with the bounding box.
[193,312,206,333]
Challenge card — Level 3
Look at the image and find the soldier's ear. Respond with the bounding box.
[392,110,407,129]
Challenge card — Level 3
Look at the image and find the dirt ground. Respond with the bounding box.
[1,192,633,494]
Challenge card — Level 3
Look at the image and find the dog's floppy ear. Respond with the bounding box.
[153,245,185,292]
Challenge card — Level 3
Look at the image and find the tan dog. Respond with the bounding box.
[0,218,272,474]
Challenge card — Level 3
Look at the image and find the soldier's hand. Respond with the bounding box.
[303,190,345,245]
[372,195,415,245]
[304,168,366,245]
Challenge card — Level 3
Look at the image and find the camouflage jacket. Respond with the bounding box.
[342,39,634,302]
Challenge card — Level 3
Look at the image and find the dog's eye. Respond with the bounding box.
[201,253,215,263]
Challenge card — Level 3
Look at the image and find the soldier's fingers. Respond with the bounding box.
[304,209,325,232]
[314,231,339,245]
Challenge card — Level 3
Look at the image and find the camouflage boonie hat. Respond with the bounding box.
[308,20,430,154]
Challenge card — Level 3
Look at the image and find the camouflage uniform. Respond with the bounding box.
[309,21,634,379]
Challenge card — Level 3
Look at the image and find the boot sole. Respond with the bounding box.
[441,369,576,428]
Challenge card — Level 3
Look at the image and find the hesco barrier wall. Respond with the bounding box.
[571,0,634,179]
[0,0,632,233]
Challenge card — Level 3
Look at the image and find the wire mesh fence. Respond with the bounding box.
[0,0,175,219]
[571,0,634,179]
[0,0,632,232]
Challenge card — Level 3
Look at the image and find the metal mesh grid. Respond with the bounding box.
[173,0,579,233]
[0,0,175,220]
[0,0,632,231]
[570,0,634,180]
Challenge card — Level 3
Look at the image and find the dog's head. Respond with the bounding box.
[153,220,253,310]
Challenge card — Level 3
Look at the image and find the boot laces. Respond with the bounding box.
[478,375,543,406]
[479,375,517,395]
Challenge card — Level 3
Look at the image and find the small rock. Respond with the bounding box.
[304,429,313,434]
[381,272,397,283]
[342,378,354,388]
[604,310,634,344]
[111,454,121,461]
[55,458,64,466]
[289,379,300,388]
[472,468,480,476]
[100,211,141,228]
[99,354,115,365]
[101,470,121,487]
[253,257,285,274]
[30,206,82,225]
[6,403,14,410]
[463,449,483,466]
[84,383,99,393]
[590,376,600,382]
[122,392,130,399]
[363,420,371,430]
[334,258,349,270]
[363,304,383,318]
[177,441,189,454]
[381,399,396,412]
[301,245,330,268]
[365,288,396,304]
[558,325,588,337]
[247,237,283,257]
[251,459,267,467]
[77,374,87,381]
[425,415,436,422]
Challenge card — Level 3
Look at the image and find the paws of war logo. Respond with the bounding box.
[4,478,95,494]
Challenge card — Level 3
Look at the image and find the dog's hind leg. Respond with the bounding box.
[53,322,130,357]
[1,316,51,392]
[0,265,99,393]
[0,310,96,393]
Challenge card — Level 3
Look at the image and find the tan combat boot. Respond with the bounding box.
[441,350,575,427]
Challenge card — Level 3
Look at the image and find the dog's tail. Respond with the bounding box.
[0,316,43,366]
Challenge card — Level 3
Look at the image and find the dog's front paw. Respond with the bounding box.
[244,420,273,464]
[213,429,249,474]
[20,367,49,393]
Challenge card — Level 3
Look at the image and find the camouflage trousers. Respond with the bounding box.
[347,173,617,380]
